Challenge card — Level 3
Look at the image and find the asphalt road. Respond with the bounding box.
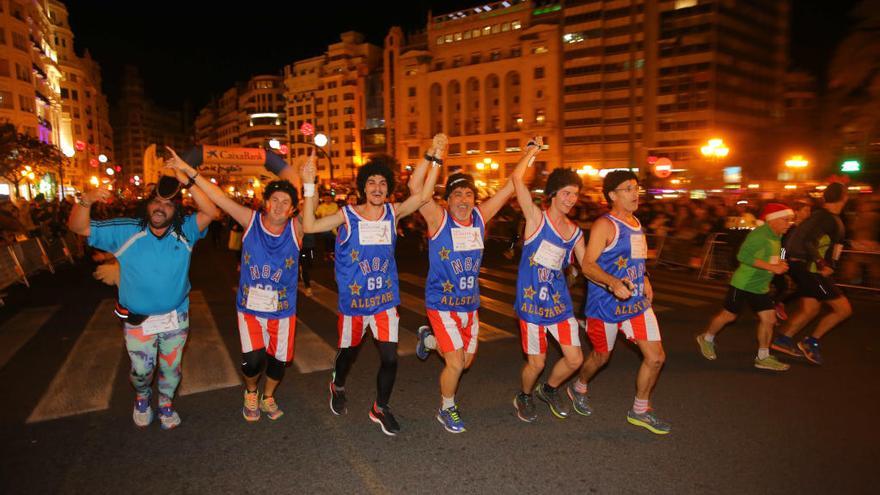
[1,237,877,494]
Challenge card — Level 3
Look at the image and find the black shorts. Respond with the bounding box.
[788,261,843,301]
[723,286,774,314]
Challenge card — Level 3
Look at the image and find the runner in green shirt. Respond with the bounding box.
[696,203,795,371]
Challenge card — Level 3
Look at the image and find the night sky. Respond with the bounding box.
[65,0,863,112]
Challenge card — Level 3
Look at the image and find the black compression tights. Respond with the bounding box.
[333,342,398,407]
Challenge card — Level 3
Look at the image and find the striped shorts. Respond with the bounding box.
[427,309,479,354]
[519,317,580,355]
[337,308,399,348]
[237,312,296,362]
[587,308,661,353]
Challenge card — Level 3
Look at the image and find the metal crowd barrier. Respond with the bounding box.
[656,234,708,271]
[0,234,83,306]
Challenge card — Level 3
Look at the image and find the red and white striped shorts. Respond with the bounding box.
[519,317,580,355]
[337,308,399,348]
[427,309,479,354]
[237,312,296,362]
[587,308,661,353]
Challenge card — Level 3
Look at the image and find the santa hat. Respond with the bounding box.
[761,203,794,221]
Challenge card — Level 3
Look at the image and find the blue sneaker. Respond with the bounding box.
[416,325,434,361]
[132,397,153,428]
[436,405,466,433]
[771,335,800,357]
[158,406,181,430]
[798,337,823,365]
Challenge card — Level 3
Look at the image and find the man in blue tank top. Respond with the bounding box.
[411,140,539,433]
[575,170,670,435]
[165,151,303,422]
[511,152,587,423]
[301,135,444,436]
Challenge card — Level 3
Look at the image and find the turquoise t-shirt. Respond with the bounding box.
[89,214,207,315]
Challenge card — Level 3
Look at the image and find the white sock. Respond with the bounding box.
[441,396,455,410]
[703,333,715,343]
[757,348,770,360]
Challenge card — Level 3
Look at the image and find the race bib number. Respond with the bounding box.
[142,310,179,335]
[246,286,279,312]
[451,227,484,251]
[534,240,565,271]
[630,234,647,259]
[832,243,843,261]
[359,221,392,245]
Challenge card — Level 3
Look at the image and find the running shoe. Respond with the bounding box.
[416,325,434,361]
[259,394,284,420]
[369,403,400,436]
[566,382,593,417]
[626,409,671,435]
[696,334,717,360]
[513,392,538,423]
[798,337,823,365]
[242,389,260,422]
[329,379,347,415]
[754,355,790,371]
[158,406,181,430]
[774,303,788,321]
[535,383,570,419]
[436,405,466,433]
[132,397,153,428]
[770,335,800,357]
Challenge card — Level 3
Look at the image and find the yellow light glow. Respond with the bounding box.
[474,179,487,187]
[785,155,809,168]
[228,186,235,193]
[490,162,499,170]
[576,169,588,176]
[671,179,681,185]
[25,165,32,172]
[253,179,261,188]
[90,176,99,186]
[708,138,722,147]
[714,147,729,157]
[476,162,485,170]
[784,184,797,190]
[747,184,760,189]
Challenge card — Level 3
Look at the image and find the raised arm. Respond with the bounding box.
[68,188,111,237]
[579,216,633,299]
[164,146,251,227]
[408,133,445,197]
[510,137,543,227]
[479,137,541,223]
[300,149,345,233]
[397,134,447,219]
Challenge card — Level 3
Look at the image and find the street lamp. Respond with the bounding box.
[701,138,729,159]
[785,155,809,169]
[312,133,335,183]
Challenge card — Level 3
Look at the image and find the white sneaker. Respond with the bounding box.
[132,398,153,428]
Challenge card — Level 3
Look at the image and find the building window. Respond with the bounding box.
[490,51,501,61]
[535,109,546,124]
[512,21,522,30]
[0,59,9,77]
[536,89,544,99]
[18,95,33,113]
[472,29,481,39]
[534,67,545,80]
[0,29,6,45]
[60,88,69,99]
[408,87,416,97]
[71,90,79,101]
[437,36,444,45]
[471,53,481,64]
[485,140,499,152]
[445,34,453,43]
[408,122,417,135]
[408,146,419,159]
[483,26,491,36]
[502,22,511,32]
[454,32,463,41]
[0,91,13,109]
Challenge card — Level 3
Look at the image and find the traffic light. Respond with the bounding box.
[840,160,861,173]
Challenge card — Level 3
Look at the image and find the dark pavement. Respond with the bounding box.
[0,237,877,494]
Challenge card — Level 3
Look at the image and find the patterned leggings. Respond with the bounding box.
[123,314,189,408]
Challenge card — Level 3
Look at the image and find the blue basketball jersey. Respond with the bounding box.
[335,203,400,316]
[426,208,485,311]
[237,211,300,318]
[515,212,583,325]
[585,214,650,322]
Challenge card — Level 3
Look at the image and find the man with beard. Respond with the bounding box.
[301,134,444,436]
[412,137,541,433]
[68,158,218,430]
[511,167,585,423]
[164,149,302,422]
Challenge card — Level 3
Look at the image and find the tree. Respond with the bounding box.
[0,123,63,199]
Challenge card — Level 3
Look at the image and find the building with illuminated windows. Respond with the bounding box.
[560,0,788,182]
[385,0,562,187]
[0,0,64,197]
[284,31,384,184]
[46,0,113,192]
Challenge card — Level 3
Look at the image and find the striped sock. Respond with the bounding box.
[633,398,649,415]
[574,380,588,394]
